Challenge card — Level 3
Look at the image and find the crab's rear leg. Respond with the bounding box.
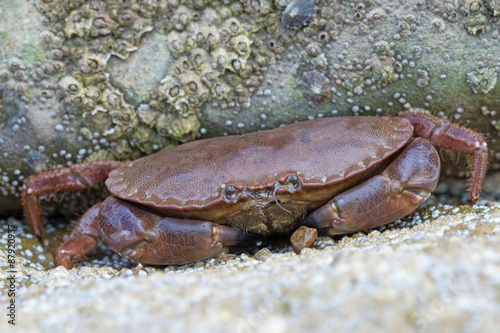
[54,203,102,269]
[398,109,488,205]
[292,137,440,252]
[22,161,124,242]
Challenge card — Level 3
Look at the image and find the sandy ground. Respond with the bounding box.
[1,173,500,333]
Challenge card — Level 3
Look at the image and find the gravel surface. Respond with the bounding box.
[1,173,500,333]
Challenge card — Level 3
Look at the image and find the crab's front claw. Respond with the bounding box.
[301,137,440,235]
[98,197,246,265]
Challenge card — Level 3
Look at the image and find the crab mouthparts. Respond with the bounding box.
[244,184,291,216]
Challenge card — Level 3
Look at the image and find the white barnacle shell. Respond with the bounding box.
[467,68,498,95]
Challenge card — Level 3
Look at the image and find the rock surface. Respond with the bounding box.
[1,172,500,332]
[1,0,500,210]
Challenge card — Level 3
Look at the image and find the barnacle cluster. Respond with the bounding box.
[416,69,430,88]
[484,0,500,16]
[38,0,154,60]
[149,6,260,142]
[464,1,489,35]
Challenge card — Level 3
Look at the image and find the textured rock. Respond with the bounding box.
[1,0,500,210]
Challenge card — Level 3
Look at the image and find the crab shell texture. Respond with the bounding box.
[105,117,413,234]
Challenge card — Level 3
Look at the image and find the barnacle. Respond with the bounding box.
[367,8,385,25]
[231,35,252,56]
[320,6,334,19]
[467,68,498,94]
[366,54,396,85]
[430,18,446,32]
[58,76,82,96]
[310,54,328,72]
[282,0,317,30]
[373,41,391,56]
[306,42,321,57]
[155,111,200,143]
[397,20,411,36]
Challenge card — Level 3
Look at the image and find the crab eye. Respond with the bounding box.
[224,185,238,200]
[287,175,300,188]
[225,185,235,195]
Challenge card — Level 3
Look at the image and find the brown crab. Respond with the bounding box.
[22,110,488,269]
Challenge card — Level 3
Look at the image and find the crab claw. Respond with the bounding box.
[98,197,246,265]
[301,138,440,235]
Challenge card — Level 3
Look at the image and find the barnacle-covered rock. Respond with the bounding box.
[1,0,500,212]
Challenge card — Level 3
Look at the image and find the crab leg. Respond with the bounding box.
[97,196,249,266]
[54,203,102,269]
[295,138,440,244]
[22,161,124,242]
[398,109,488,205]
